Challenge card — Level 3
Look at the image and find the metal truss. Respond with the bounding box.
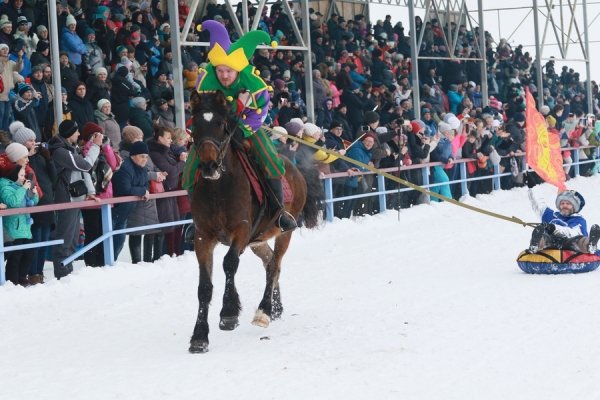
[167,0,592,125]
[167,0,315,127]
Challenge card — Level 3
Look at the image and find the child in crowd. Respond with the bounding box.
[0,164,39,286]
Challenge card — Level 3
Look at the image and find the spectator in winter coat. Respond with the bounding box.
[85,66,111,107]
[111,65,139,126]
[341,132,375,218]
[111,140,151,260]
[316,98,334,130]
[29,65,49,133]
[12,82,42,140]
[527,183,600,254]
[0,163,38,286]
[83,28,104,74]
[11,121,56,284]
[59,51,79,94]
[0,42,22,129]
[47,120,102,279]
[119,125,163,263]
[69,82,96,131]
[129,97,153,140]
[30,39,50,67]
[78,122,120,267]
[60,14,87,70]
[94,99,121,151]
[148,126,185,257]
[9,38,31,78]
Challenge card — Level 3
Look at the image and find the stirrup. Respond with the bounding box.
[184,224,196,244]
[277,211,298,232]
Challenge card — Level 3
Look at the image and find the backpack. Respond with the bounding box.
[91,153,112,193]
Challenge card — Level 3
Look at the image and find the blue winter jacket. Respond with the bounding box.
[542,208,588,237]
[111,157,149,198]
[60,27,88,66]
[344,142,372,188]
[0,178,39,240]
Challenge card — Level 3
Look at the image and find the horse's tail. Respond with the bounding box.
[297,164,324,229]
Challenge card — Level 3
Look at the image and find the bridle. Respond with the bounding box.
[193,115,235,174]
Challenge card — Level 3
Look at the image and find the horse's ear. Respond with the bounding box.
[214,90,228,107]
[190,90,202,113]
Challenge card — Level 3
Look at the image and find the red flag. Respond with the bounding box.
[525,88,567,190]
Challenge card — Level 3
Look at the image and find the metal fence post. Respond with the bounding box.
[572,150,580,177]
[101,203,115,266]
[421,166,430,202]
[459,162,468,196]
[324,177,334,222]
[377,174,386,212]
[492,164,501,191]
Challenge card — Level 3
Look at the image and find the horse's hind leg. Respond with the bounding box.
[219,246,242,331]
[189,239,217,354]
[251,233,292,327]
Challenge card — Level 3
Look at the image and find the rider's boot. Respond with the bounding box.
[267,178,297,232]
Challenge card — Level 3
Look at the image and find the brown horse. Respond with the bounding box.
[187,91,322,353]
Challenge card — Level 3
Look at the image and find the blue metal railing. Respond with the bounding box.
[320,148,600,222]
[0,146,598,285]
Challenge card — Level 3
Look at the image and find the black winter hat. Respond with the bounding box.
[59,120,78,138]
[129,141,149,156]
[364,111,380,124]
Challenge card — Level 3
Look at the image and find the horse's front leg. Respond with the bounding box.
[251,232,292,327]
[219,243,243,331]
[189,238,217,354]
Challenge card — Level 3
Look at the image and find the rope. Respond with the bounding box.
[262,125,538,228]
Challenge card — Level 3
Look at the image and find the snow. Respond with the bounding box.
[2,176,600,400]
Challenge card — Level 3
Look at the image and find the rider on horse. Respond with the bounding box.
[182,20,297,232]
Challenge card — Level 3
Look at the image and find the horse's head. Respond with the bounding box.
[190,90,234,180]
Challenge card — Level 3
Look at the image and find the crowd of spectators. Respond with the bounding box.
[0,0,598,286]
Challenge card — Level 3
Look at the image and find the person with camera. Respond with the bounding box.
[11,121,56,284]
[0,164,39,286]
[47,120,103,279]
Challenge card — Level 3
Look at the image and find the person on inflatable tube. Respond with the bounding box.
[525,173,600,254]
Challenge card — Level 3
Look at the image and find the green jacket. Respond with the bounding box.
[0,178,39,241]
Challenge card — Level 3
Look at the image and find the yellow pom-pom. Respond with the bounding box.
[267,85,273,92]
[271,41,278,49]
[256,108,262,114]
[254,69,260,76]
[226,96,234,102]
[242,115,247,120]
[196,24,202,32]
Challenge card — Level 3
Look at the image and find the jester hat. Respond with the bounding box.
[198,20,276,72]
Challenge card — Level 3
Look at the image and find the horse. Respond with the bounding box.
[187,90,322,353]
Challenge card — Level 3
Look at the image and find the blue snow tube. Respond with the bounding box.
[517,248,600,274]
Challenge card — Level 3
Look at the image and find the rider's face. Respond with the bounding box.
[215,65,238,88]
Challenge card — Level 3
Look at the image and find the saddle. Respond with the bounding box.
[234,147,292,237]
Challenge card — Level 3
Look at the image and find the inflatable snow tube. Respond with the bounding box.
[517,249,600,274]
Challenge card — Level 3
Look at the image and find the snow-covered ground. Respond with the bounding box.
[2,176,600,400]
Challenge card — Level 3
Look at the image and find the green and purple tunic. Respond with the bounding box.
[182,64,285,190]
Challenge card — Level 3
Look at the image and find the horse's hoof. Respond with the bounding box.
[219,317,239,331]
[252,310,271,328]
[189,340,209,354]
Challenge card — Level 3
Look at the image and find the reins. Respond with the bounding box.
[261,125,538,228]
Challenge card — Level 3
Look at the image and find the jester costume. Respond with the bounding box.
[183,20,296,231]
